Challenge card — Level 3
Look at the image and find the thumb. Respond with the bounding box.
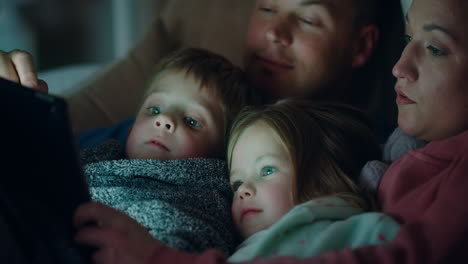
[37,79,48,93]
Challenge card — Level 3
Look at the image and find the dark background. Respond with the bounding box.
[0,0,157,70]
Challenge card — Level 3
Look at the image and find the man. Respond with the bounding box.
[0,0,404,140]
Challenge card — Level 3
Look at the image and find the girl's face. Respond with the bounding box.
[230,121,295,239]
[392,0,468,141]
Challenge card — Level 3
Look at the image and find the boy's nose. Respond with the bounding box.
[154,114,176,133]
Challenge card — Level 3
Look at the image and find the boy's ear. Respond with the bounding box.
[351,24,379,68]
[126,125,133,142]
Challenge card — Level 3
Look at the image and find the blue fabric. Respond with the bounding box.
[77,119,134,149]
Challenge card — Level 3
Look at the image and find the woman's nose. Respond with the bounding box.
[154,114,176,133]
[392,44,419,82]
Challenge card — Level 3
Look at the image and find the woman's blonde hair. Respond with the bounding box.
[227,99,381,210]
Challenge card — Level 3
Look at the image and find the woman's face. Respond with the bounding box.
[392,0,468,141]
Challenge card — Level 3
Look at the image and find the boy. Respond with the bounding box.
[80,48,255,255]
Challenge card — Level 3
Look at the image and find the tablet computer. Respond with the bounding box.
[0,77,91,263]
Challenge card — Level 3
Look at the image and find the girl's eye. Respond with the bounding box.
[299,17,314,26]
[427,45,447,57]
[404,34,412,44]
[148,106,162,115]
[184,117,202,128]
[261,166,277,177]
[231,181,243,192]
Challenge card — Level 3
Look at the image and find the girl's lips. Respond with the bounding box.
[146,140,170,152]
[240,208,263,222]
[395,87,416,105]
[255,55,294,71]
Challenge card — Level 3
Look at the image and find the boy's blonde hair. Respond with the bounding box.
[227,99,381,210]
[141,48,258,149]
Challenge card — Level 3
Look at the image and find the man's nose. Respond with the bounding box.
[265,18,292,46]
[154,114,176,133]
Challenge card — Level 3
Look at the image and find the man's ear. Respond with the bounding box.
[352,24,379,68]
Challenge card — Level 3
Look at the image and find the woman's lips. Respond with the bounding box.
[255,55,294,71]
[395,87,416,105]
[146,140,170,152]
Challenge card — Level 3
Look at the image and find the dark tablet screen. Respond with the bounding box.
[0,77,91,263]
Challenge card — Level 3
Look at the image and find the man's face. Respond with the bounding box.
[243,0,360,99]
[126,71,225,160]
[392,0,468,141]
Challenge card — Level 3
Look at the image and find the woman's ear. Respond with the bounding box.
[351,24,379,68]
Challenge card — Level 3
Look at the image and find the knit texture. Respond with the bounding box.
[80,140,237,255]
[359,127,428,193]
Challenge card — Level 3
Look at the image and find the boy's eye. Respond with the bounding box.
[148,106,162,115]
[184,117,202,128]
[261,166,277,177]
[427,45,447,57]
[231,181,243,192]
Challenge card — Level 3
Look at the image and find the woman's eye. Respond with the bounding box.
[427,45,447,57]
[184,117,202,128]
[148,106,162,115]
[261,166,277,177]
[231,181,243,192]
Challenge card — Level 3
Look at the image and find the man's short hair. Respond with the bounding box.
[352,0,378,27]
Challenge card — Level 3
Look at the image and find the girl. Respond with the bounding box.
[73,100,401,263]
[226,100,400,262]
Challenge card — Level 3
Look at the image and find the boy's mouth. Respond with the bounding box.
[146,140,170,152]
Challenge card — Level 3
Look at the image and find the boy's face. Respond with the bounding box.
[243,0,366,99]
[126,71,224,160]
[230,121,295,239]
[392,0,468,141]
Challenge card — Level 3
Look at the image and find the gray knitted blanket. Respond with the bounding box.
[80,140,237,255]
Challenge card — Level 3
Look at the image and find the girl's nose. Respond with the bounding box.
[238,183,255,200]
